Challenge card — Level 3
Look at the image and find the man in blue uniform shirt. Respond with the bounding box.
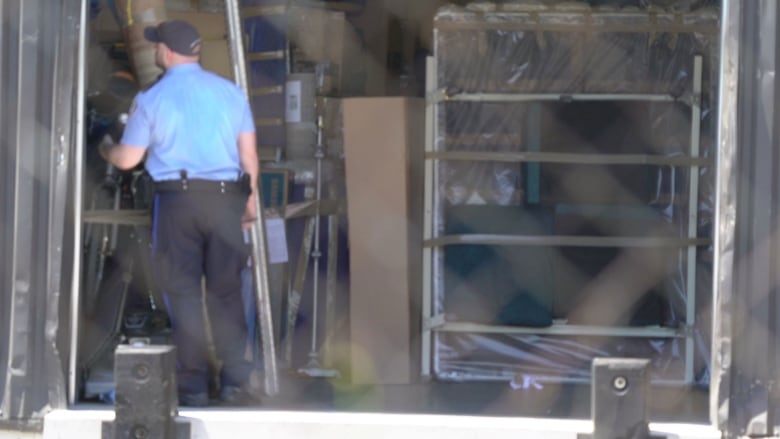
[100,19,259,407]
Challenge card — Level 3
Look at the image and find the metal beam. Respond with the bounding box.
[426,151,709,167]
[421,56,436,379]
[683,55,704,386]
[425,235,711,248]
[428,320,682,339]
[441,92,681,104]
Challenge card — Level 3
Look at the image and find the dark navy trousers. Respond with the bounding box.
[151,189,252,395]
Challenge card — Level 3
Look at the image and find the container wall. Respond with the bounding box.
[0,0,80,427]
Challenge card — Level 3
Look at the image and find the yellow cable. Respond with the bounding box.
[126,0,133,26]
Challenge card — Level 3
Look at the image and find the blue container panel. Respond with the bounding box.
[251,94,286,119]
[259,125,285,147]
[244,14,287,53]
[248,59,287,88]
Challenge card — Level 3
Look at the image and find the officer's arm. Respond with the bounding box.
[238,131,258,194]
[100,94,149,169]
[100,140,147,170]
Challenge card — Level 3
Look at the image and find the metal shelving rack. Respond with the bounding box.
[421,51,709,385]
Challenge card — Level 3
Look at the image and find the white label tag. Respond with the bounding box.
[286,80,302,123]
[265,218,289,264]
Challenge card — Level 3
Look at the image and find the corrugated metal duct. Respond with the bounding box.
[0,0,81,428]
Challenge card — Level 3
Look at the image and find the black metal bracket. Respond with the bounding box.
[101,420,190,439]
[579,358,668,439]
[101,344,187,439]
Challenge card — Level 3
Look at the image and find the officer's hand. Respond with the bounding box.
[242,192,257,231]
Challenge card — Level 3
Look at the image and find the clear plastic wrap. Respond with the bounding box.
[430,1,719,385]
[435,2,719,94]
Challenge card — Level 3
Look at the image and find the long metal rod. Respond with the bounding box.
[322,189,339,368]
[434,21,718,34]
[421,56,436,379]
[67,0,89,406]
[526,104,541,204]
[431,321,683,338]
[440,372,690,387]
[47,0,77,412]
[80,199,341,225]
[427,151,709,166]
[225,0,278,396]
[284,215,315,366]
[426,234,710,248]
[684,55,703,385]
[709,0,738,428]
[225,0,248,91]
[443,92,680,103]
[306,132,324,363]
[431,53,445,379]
[3,0,23,416]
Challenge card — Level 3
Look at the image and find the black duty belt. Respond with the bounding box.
[154,178,246,194]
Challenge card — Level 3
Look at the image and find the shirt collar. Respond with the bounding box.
[165,62,202,76]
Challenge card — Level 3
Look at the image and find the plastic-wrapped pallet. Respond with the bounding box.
[427,1,719,385]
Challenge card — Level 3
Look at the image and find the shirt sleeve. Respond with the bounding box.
[120,94,152,147]
[239,97,256,134]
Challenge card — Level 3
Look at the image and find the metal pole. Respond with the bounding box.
[225,0,278,396]
[322,183,340,369]
[297,117,338,378]
[308,125,324,363]
[445,92,680,103]
[284,215,315,366]
[421,55,436,378]
[711,0,739,427]
[225,0,248,91]
[684,55,703,385]
[68,0,89,406]
[431,54,445,378]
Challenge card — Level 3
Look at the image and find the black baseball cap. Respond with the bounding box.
[144,19,202,56]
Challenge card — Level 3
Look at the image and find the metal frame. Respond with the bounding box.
[421,54,438,378]
[67,0,89,406]
[225,0,279,396]
[426,151,709,167]
[710,0,739,429]
[684,55,704,385]
[421,53,709,385]
[437,92,683,104]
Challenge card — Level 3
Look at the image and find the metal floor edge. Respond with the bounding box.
[35,409,721,439]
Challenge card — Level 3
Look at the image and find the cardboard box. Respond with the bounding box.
[343,97,424,384]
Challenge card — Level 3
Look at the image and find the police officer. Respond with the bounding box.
[100,19,259,407]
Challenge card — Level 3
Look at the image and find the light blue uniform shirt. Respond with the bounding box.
[121,63,255,182]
